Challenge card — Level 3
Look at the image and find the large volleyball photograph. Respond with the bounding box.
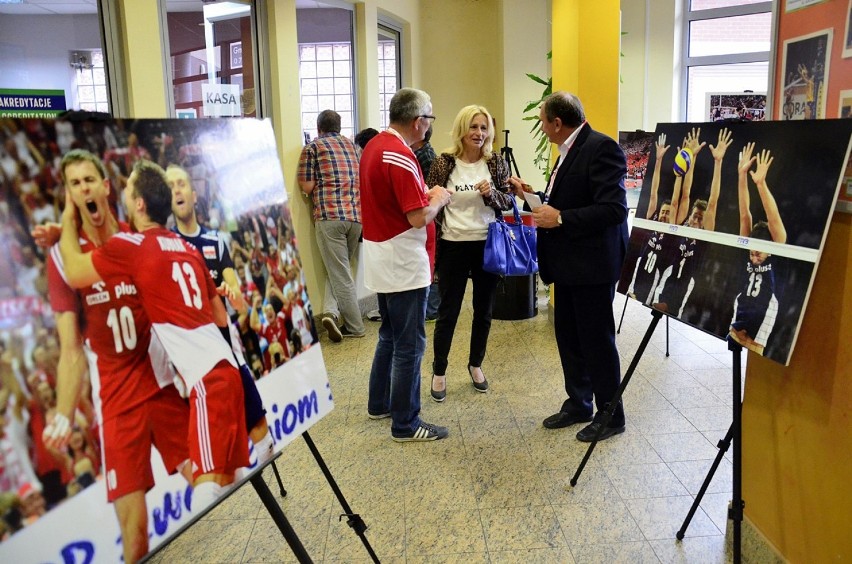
[618,119,852,365]
[0,116,333,562]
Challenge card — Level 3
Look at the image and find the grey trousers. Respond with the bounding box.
[315,219,365,334]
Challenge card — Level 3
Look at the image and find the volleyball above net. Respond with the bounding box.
[673,148,693,177]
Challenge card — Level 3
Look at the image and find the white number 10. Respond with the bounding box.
[106,306,137,353]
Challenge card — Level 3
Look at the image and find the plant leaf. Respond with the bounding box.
[526,73,549,86]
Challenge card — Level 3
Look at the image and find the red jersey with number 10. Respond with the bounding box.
[47,224,167,421]
[91,226,236,389]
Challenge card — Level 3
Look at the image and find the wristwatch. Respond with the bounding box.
[556,213,563,226]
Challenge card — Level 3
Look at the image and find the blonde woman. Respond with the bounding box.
[426,105,514,401]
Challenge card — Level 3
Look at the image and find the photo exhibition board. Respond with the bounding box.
[0,116,334,562]
[617,119,852,365]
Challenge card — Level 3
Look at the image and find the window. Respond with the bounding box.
[682,0,773,121]
[73,50,109,113]
[378,24,401,130]
[298,43,354,139]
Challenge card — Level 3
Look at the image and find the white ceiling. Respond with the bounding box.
[0,0,338,15]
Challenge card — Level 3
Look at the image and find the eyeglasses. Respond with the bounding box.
[419,115,436,122]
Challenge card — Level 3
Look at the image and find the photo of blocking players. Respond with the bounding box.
[0,116,333,563]
[619,119,852,365]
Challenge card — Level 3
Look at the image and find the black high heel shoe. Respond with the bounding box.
[467,365,488,393]
[431,374,446,402]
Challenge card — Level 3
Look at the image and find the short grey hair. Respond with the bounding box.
[389,88,431,125]
[317,109,341,134]
[542,91,585,128]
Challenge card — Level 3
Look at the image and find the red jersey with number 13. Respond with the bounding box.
[91,226,236,389]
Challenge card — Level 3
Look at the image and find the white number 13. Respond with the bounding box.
[172,262,202,309]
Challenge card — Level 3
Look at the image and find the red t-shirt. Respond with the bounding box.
[360,129,435,292]
[91,227,236,389]
[47,225,161,421]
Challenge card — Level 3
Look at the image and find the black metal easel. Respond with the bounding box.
[570,309,664,486]
[676,341,744,564]
[572,306,744,563]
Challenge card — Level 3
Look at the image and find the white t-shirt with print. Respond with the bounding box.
[442,158,495,242]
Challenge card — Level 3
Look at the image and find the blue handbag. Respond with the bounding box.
[482,198,538,276]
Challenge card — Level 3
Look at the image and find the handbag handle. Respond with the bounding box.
[497,197,523,225]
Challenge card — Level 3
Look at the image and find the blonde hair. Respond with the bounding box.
[446,105,494,160]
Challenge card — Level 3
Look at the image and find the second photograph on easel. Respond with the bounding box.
[618,119,852,365]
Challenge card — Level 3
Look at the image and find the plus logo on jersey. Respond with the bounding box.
[86,281,110,306]
[114,281,138,299]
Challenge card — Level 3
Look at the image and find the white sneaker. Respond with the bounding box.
[322,315,342,343]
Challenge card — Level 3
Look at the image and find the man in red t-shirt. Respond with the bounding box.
[40,149,189,564]
[58,160,248,517]
[361,88,452,442]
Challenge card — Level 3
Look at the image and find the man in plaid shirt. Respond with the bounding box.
[298,109,365,341]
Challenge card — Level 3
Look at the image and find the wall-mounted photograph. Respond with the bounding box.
[779,29,833,120]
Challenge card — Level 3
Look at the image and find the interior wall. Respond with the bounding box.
[0,14,100,109]
[619,0,679,132]
[417,0,504,158]
[500,0,551,187]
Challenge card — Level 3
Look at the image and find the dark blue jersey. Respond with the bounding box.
[730,255,778,346]
[629,229,677,305]
[173,224,234,287]
[658,236,705,316]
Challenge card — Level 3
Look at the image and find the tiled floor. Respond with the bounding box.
[152,289,743,563]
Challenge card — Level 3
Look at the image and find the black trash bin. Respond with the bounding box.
[491,209,538,320]
[492,274,537,320]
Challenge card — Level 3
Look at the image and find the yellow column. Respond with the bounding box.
[355,2,380,131]
[551,0,620,138]
[116,0,168,117]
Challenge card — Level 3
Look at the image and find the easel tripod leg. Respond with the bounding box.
[666,315,670,357]
[570,309,663,486]
[729,342,744,564]
[250,472,312,563]
[302,432,380,563]
[617,293,629,334]
[676,424,734,540]
[270,459,288,498]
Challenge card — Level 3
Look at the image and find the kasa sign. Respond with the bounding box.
[202,83,241,117]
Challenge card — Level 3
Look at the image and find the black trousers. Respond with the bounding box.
[432,239,499,376]
[553,282,625,426]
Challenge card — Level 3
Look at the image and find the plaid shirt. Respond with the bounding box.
[297,132,361,222]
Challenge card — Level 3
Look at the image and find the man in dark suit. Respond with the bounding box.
[509,91,628,442]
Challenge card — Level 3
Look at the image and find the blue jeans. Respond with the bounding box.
[426,281,440,318]
[367,287,428,435]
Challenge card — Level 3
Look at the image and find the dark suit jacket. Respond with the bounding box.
[535,124,628,286]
